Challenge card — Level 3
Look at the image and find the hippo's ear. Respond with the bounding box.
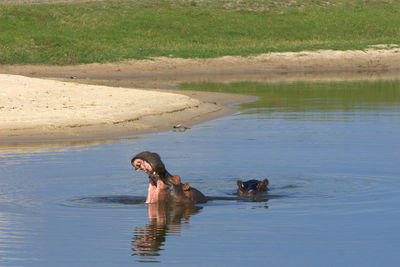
[257,179,269,191]
[170,175,182,185]
[237,180,243,188]
[183,182,190,191]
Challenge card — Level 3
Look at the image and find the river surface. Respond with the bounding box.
[0,80,399,266]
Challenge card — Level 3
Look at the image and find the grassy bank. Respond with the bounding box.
[0,0,400,64]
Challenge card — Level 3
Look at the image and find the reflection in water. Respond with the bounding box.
[0,136,142,156]
[132,203,202,262]
[179,80,400,114]
[131,196,273,262]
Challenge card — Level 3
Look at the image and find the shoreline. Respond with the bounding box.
[0,74,254,142]
[1,48,400,142]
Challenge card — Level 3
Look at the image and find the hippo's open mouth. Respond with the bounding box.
[131,151,207,204]
[133,158,159,186]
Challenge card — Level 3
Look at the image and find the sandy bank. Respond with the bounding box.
[0,74,251,141]
[2,47,400,87]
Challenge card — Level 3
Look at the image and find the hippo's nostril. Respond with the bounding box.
[247,189,256,195]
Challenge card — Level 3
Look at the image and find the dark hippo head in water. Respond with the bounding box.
[131,151,207,204]
[237,179,269,196]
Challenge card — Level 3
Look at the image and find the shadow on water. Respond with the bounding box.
[65,192,282,208]
[65,195,146,207]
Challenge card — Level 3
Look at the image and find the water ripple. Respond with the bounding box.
[63,195,145,208]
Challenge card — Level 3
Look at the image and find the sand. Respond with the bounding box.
[0,74,203,129]
[1,47,400,142]
[0,74,249,141]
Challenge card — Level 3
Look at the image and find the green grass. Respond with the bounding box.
[0,0,400,64]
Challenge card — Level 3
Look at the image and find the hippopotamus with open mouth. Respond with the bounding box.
[236,179,269,196]
[131,151,207,204]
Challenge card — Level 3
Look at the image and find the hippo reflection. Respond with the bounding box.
[132,202,202,261]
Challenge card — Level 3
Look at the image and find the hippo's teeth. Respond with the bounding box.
[153,171,156,175]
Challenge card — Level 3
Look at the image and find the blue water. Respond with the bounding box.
[0,81,399,266]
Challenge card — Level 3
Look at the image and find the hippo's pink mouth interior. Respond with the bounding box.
[133,158,162,203]
[133,158,153,174]
[133,158,159,187]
